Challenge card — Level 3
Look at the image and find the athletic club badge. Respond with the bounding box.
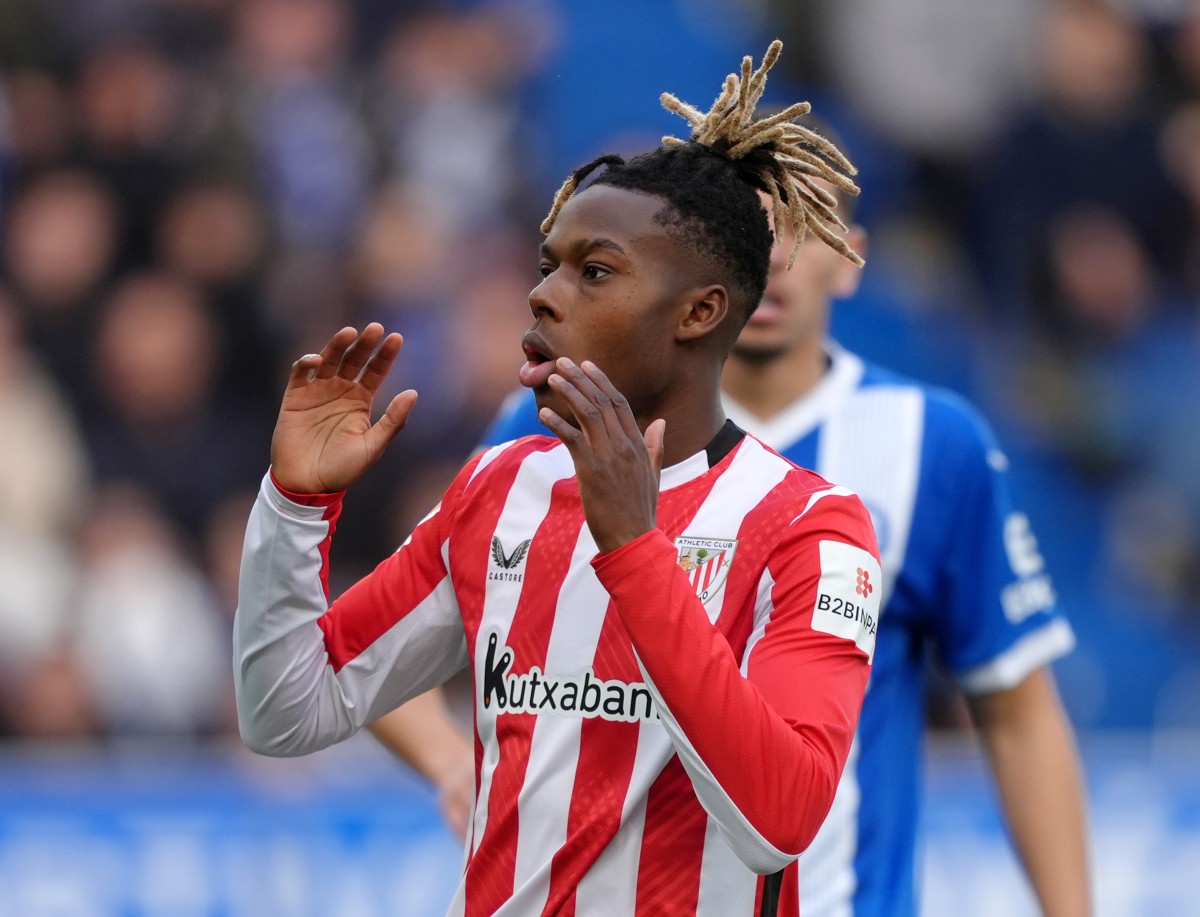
[675,536,738,605]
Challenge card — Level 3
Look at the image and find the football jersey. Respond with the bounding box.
[479,344,1076,917]
[235,424,881,916]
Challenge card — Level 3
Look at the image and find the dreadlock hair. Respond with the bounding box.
[540,39,863,326]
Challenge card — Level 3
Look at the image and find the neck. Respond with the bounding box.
[721,334,829,421]
[640,367,728,467]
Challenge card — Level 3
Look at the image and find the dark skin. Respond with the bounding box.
[269,184,738,555]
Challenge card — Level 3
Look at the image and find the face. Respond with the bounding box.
[731,191,864,363]
[522,184,701,422]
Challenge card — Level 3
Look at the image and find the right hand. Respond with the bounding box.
[270,323,417,494]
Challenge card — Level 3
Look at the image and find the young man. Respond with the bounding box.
[372,168,1093,915]
[234,43,881,916]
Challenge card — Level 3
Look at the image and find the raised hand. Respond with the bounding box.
[270,323,417,495]
[538,358,666,554]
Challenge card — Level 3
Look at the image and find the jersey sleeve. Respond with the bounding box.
[918,394,1075,693]
[478,387,545,447]
[233,460,479,757]
[591,487,879,874]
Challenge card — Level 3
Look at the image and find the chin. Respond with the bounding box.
[730,341,786,365]
[533,389,581,430]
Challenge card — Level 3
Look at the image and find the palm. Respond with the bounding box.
[270,325,417,495]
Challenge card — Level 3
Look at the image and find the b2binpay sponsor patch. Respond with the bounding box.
[811,540,882,663]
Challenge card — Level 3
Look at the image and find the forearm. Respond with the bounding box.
[237,465,474,760]
[594,530,868,872]
[369,688,472,783]
[235,475,357,756]
[972,670,1093,917]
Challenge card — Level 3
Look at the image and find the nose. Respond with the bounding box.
[528,273,560,320]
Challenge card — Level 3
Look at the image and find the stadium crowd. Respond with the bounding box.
[0,0,1197,741]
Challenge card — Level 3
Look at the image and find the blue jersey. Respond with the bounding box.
[480,343,1075,917]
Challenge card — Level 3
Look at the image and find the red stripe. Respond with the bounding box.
[632,757,709,915]
[443,438,557,868]
[530,447,727,914]
[315,452,483,672]
[538,602,642,916]
[463,474,585,917]
[713,467,815,651]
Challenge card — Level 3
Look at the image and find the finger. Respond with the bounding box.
[286,352,323,390]
[358,332,404,395]
[538,406,584,454]
[580,360,641,442]
[336,322,386,381]
[364,389,418,457]
[549,358,625,443]
[644,418,666,480]
[315,327,359,379]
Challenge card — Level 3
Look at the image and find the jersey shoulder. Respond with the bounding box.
[857,360,1002,474]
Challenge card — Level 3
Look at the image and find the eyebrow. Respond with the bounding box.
[539,237,628,260]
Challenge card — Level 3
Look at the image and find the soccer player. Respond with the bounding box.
[370,138,1093,917]
[234,42,882,915]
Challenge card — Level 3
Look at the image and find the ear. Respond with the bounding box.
[832,226,868,299]
[675,285,730,344]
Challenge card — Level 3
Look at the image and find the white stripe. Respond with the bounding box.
[796,738,859,917]
[469,439,516,483]
[956,618,1076,694]
[469,448,571,858]
[506,520,606,913]
[695,816,759,915]
[816,385,923,602]
[574,725,667,915]
[740,567,778,677]
[799,385,924,917]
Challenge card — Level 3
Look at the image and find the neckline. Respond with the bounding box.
[659,419,746,491]
[721,342,864,451]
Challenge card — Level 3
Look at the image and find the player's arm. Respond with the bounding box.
[542,358,876,873]
[235,325,470,756]
[968,668,1093,917]
[368,689,474,838]
[594,499,875,873]
[924,392,1091,915]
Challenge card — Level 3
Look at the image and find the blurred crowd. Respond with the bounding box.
[0,0,1196,742]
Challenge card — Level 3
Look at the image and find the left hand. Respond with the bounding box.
[538,358,666,554]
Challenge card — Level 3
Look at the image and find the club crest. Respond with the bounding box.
[675,536,737,604]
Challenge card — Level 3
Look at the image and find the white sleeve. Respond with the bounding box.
[234,474,467,757]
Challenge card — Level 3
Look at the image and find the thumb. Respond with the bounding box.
[644,418,666,479]
[366,389,418,455]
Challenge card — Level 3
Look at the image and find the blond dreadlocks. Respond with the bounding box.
[541,39,864,270]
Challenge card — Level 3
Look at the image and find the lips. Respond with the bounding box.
[519,332,557,389]
[746,294,785,327]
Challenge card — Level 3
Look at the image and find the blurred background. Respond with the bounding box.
[0,0,1197,914]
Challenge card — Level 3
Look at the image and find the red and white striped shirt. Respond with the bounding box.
[235,428,880,916]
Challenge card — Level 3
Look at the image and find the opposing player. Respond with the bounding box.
[371,136,1093,916]
[235,42,881,915]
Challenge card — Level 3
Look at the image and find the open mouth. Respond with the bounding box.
[746,292,785,326]
[519,334,557,389]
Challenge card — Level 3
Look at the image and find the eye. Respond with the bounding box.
[582,264,611,281]
[537,262,554,279]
